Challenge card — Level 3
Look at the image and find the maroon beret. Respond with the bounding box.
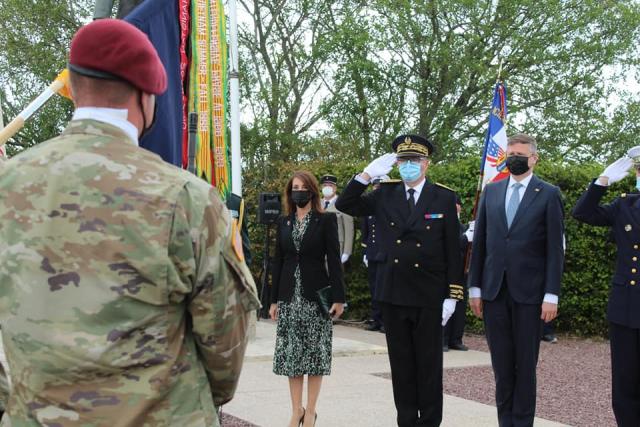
[69,19,167,95]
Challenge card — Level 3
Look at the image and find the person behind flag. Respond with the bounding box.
[468,133,564,427]
[0,19,259,426]
[336,135,463,426]
[572,146,640,427]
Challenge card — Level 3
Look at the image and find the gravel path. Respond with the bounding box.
[444,333,616,427]
[221,412,258,427]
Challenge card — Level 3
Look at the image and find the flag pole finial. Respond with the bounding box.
[496,58,504,83]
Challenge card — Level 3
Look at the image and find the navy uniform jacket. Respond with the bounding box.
[468,175,565,303]
[336,178,463,308]
[572,181,640,328]
[361,214,384,262]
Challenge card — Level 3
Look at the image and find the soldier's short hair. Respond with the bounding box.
[507,133,537,155]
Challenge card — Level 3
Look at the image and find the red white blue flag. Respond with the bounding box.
[480,82,509,187]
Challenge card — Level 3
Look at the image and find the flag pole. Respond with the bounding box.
[464,59,505,272]
[229,0,242,196]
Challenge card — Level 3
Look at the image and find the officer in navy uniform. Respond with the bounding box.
[572,146,640,427]
[443,194,471,351]
[361,175,389,332]
[336,135,463,427]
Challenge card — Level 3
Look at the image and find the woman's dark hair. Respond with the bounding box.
[284,170,322,215]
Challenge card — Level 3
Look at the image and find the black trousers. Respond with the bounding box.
[382,303,442,427]
[609,321,640,427]
[367,262,383,326]
[483,283,543,427]
[443,283,467,345]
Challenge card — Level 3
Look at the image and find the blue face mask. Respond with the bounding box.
[636,176,640,191]
[398,161,422,182]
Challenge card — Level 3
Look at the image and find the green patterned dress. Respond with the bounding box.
[273,212,333,376]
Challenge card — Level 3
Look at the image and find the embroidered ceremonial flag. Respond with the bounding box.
[480,82,509,187]
[188,0,231,197]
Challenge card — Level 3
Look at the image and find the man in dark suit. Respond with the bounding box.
[336,135,463,427]
[572,148,640,427]
[468,133,564,427]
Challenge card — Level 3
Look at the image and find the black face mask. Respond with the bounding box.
[138,94,158,141]
[506,155,530,176]
[291,190,312,208]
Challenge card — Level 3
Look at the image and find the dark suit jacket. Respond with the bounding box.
[336,178,463,308]
[468,174,564,304]
[270,211,345,305]
[572,182,640,328]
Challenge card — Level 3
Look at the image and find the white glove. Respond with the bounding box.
[363,254,368,267]
[441,298,457,326]
[464,220,475,242]
[364,153,397,179]
[341,253,350,263]
[600,157,633,185]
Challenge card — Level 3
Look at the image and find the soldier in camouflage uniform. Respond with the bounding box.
[0,19,259,426]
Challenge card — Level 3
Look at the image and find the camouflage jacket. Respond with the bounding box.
[0,120,259,426]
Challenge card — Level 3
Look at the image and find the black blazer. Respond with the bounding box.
[572,182,640,328]
[336,178,463,308]
[270,211,345,305]
[468,174,564,304]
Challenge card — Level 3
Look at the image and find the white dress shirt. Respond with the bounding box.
[72,107,139,146]
[323,195,337,209]
[469,173,558,305]
[405,177,426,203]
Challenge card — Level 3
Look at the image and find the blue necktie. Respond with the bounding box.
[506,183,523,227]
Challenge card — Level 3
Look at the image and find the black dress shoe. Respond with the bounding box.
[443,344,449,352]
[449,343,469,351]
[365,323,381,331]
[542,334,558,343]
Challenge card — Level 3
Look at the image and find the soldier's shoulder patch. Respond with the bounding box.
[380,179,402,184]
[435,182,455,192]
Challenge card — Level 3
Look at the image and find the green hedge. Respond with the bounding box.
[244,158,627,337]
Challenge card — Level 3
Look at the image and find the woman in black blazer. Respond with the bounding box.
[269,170,345,427]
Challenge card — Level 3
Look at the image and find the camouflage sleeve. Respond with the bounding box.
[0,362,8,412]
[169,181,260,406]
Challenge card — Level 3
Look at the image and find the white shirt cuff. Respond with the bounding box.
[469,287,481,298]
[543,293,558,304]
[594,178,608,187]
[355,174,370,185]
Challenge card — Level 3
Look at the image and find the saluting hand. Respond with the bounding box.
[363,153,397,181]
[541,302,557,323]
[599,157,633,185]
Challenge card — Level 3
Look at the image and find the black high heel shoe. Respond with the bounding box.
[298,407,306,427]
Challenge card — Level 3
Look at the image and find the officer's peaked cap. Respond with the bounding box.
[392,134,434,158]
[320,175,338,185]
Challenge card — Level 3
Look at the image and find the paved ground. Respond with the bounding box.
[222,320,569,427]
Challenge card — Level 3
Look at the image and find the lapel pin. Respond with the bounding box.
[626,224,632,232]
[287,220,291,226]
[535,188,540,192]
